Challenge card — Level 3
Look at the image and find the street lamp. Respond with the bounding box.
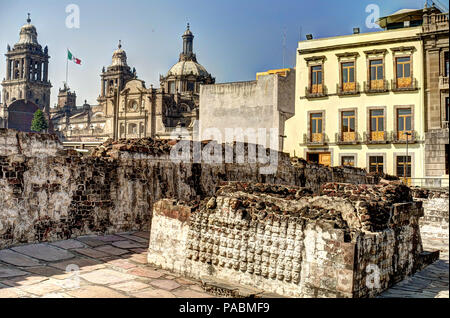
[404,132,412,186]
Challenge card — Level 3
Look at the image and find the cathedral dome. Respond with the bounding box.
[167,60,209,77]
[111,41,128,67]
[17,15,38,45]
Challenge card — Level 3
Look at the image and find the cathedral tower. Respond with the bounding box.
[1,14,51,114]
[97,40,136,102]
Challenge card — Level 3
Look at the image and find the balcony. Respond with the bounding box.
[335,132,361,145]
[303,133,327,146]
[423,12,449,33]
[391,78,419,92]
[337,82,360,96]
[363,131,389,144]
[364,80,389,94]
[391,130,418,144]
[439,76,449,90]
[305,85,328,99]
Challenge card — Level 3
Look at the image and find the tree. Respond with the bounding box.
[31,109,48,133]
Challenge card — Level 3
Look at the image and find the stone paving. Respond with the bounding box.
[378,258,449,298]
[0,231,216,298]
[0,231,448,298]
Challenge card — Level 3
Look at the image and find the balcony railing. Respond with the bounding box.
[363,80,389,93]
[439,76,449,90]
[391,78,419,92]
[391,130,418,144]
[337,82,360,96]
[303,133,327,145]
[305,85,328,98]
[423,12,449,33]
[363,131,389,144]
[335,132,361,145]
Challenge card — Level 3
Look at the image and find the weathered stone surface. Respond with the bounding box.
[73,248,109,259]
[132,288,176,298]
[127,267,163,279]
[80,269,134,285]
[67,285,127,298]
[11,244,74,262]
[24,266,65,277]
[0,266,29,278]
[148,181,426,298]
[149,279,181,291]
[49,258,103,272]
[0,130,372,249]
[111,240,143,249]
[0,250,41,267]
[109,281,149,292]
[50,240,85,250]
[95,245,128,256]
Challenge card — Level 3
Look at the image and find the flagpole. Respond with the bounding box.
[66,48,69,87]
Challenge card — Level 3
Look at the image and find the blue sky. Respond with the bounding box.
[0,0,438,106]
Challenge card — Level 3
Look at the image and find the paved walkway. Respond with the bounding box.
[378,258,449,298]
[0,232,448,298]
[0,232,215,298]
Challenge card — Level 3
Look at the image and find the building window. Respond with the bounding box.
[370,109,385,141]
[397,108,412,140]
[187,81,195,92]
[311,65,323,94]
[169,82,176,94]
[128,100,138,111]
[310,113,323,142]
[341,155,355,167]
[396,56,412,88]
[341,110,356,141]
[341,62,355,91]
[369,59,384,89]
[128,123,137,134]
[369,156,384,174]
[307,152,331,166]
[396,155,412,184]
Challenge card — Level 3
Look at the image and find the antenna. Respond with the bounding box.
[282,27,287,69]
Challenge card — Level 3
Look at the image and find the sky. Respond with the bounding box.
[0,0,444,107]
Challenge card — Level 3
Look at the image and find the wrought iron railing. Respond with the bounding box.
[363,131,389,144]
[363,80,389,93]
[337,82,360,96]
[335,132,361,145]
[303,133,327,145]
[305,85,328,98]
[391,78,419,92]
[391,130,418,143]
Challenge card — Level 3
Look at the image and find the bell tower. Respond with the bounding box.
[1,14,52,115]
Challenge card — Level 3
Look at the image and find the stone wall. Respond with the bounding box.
[0,131,373,249]
[413,188,449,259]
[147,182,425,298]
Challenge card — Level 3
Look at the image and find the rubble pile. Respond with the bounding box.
[90,138,176,158]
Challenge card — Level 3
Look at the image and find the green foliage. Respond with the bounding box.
[31,109,48,132]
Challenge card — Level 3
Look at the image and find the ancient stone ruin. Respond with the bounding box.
[148,181,431,298]
[0,129,446,298]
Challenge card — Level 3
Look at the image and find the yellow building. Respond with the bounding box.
[284,12,427,182]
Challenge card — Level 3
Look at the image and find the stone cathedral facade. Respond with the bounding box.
[51,23,215,142]
[0,15,52,132]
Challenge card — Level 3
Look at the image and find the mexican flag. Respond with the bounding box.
[67,50,81,65]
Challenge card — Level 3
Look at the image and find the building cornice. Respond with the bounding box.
[298,35,421,55]
[335,52,360,58]
[363,49,388,55]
